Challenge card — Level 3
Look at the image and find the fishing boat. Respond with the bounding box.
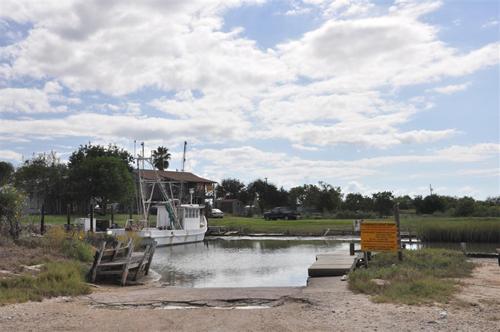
[109,144,213,246]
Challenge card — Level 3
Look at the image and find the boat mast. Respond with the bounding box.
[180,141,187,204]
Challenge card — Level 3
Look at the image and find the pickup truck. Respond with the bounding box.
[263,207,300,220]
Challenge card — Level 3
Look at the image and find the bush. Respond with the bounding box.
[0,186,25,239]
[40,226,92,261]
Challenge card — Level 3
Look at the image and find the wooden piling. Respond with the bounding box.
[90,202,94,232]
[66,204,71,229]
[40,204,45,235]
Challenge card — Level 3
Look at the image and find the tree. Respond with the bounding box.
[14,153,69,214]
[0,186,24,239]
[216,178,246,200]
[247,179,288,212]
[343,193,365,211]
[69,144,133,171]
[151,146,171,171]
[0,161,14,186]
[455,196,475,216]
[418,195,446,214]
[69,145,134,213]
[288,182,341,213]
[317,182,342,212]
[395,195,413,210]
[372,191,394,217]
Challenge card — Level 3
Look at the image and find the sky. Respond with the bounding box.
[0,0,498,199]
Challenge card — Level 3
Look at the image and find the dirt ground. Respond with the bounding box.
[0,258,498,332]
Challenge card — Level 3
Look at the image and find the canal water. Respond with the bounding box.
[152,237,349,288]
[151,237,499,288]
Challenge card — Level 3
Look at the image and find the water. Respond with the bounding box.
[152,237,349,288]
[151,237,499,288]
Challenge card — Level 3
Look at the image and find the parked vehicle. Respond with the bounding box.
[263,207,300,220]
[210,208,224,218]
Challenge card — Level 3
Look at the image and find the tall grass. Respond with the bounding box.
[0,261,90,305]
[349,249,474,304]
[403,217,500,242]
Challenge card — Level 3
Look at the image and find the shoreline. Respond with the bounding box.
[0,258,498,331]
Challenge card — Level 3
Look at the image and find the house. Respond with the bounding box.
[138,170,216,204]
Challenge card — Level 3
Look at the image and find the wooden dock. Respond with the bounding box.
[308,253,358,277]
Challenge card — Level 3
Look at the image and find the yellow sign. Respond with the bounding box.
[361,223,398,252]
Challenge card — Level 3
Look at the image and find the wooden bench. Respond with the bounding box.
[89,239,157,286]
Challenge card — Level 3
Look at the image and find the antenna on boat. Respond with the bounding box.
[182,141,187,172]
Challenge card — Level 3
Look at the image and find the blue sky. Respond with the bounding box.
[0,0,498,198]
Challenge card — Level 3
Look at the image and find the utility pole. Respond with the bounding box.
[182,141,187,172]
[429,184,434,196]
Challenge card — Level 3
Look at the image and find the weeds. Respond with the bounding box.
[0,261,90,305]
[348,249,474,304]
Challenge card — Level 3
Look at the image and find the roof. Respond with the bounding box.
[138,169,216,184]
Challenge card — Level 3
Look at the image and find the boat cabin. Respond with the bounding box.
[154,204,205,230]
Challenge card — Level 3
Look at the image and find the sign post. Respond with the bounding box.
[394,203,403,261]
[360,223,399,252]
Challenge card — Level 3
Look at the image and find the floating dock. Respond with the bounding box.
[308,253,358,277]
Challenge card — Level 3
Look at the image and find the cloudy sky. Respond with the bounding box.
[0,0,498,198]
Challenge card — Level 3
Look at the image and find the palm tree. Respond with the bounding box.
[151,146,171,171]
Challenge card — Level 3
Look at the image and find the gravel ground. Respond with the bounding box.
[0,258,498,332]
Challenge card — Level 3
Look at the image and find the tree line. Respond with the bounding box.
[1,143,499,223]
[216,178,500,218]
[0,144,175,217]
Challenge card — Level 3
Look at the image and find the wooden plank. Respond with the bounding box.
[308,253,356,277]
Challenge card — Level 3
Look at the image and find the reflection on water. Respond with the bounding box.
[152,237,500,288]
[152,238,348,288]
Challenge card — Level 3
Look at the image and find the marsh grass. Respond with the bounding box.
[348,249,474,304]
[0,261,90,305]
[407,218,500,242]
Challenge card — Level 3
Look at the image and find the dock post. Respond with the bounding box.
[349,243,355,256]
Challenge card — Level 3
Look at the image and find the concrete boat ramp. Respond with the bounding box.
[308,253,359,277]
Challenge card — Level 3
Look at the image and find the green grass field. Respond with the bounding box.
[23,213,500,242]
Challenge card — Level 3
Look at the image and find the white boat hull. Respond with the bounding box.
[109,222,207,247]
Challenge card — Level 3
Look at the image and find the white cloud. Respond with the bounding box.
[0,85,68,113]
[188,143,499,187]
[432,82,470,95]
[0,0,290,96]
[0,112,252,144]
[277,10,498,88]
[0,0,497,162]
[482,18,499,29]
[0,149,22,162]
